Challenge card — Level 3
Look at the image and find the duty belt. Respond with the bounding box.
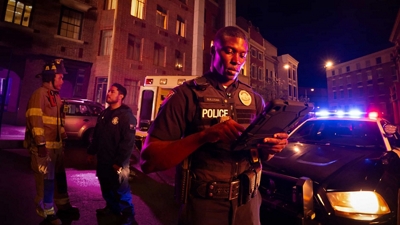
[190,179,240,200]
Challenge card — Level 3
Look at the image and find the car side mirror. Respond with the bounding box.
[383,124,397,137]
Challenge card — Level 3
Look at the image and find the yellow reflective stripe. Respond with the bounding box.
[46,141,62,149]
[32,127,44,136]
[42,116,62,125]
[54,198,69,206]
[26,108,43,117]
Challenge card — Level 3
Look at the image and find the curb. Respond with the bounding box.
[0,140,24,149]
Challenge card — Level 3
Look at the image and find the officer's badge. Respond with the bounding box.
[239,90,252,106]
[112,117,119,125]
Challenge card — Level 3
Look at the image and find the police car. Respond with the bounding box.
[259,110,400,225]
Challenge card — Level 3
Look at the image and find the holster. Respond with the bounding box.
[174,157,191,204]
[238,162,261,205]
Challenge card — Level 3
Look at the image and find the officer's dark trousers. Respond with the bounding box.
[97,164,134,215]
[178,192,262,225]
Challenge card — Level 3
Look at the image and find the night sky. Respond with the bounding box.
[236,0,400,88]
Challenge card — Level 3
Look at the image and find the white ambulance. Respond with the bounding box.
[135,75,197,150]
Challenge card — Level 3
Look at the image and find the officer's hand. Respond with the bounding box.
[202,118,245,143]
[87,154,95,164]
[257,133,288,159]
[37,145,47,158]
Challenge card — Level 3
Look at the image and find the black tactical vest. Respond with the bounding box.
[185,76,258,182]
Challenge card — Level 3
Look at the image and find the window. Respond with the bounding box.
[250,64,256,79]
[4,0,32,27]
[346,76,351,84]
[289,85,292,96]
[392,66,398,81]
[348,89,352,98]
[357,73,362,82]
[258,52,263,60]
[332,70,335,76]
[293,87,297,97]
[367,71,372,80]
[293,70,296,81]
[346,66,350,72]
[124,79,139,106]
[358,87,363,96]
[95,77,108,104]
[333,92,337,99]
[153,42,165,66]
[175,50,184,71]
[74,69,85,97]
[251,49,256,57]
[376,57,382,64]
[59,7,83,40]
[340,90,344,98]
[176,15,185,37]
[156,5,167,29]
[131,0,145,19]
[332,79,336,87]
[99,30,112,56]
[377,69,383,78]
[211,14,219,30]
[105,0,116,10]
[127,34,141,60]
[258,67,263,81]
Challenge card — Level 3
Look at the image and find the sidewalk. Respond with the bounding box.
[0,124,25,149]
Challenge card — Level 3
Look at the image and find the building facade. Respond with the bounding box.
[325,47,397,122]
[389,8,400,125]
[0,0,97,125]
[0,0,298,126]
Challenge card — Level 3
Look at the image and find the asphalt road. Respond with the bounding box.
[0,142,179,225]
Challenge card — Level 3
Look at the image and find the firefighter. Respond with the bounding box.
[24,59,79,225]
[140,26,289,225]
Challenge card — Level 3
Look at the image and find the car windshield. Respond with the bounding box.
[289,120,385,149]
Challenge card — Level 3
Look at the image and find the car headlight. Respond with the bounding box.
[327,191,390,221]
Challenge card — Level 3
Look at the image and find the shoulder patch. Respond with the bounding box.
[162,90,176,104]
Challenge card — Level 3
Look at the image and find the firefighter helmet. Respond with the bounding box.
[36,59,68,82]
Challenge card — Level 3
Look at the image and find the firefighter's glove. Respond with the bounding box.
[37,156,51,174]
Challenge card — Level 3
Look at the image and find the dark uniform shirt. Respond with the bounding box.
[148,73,265,181]
[88,104,136,167]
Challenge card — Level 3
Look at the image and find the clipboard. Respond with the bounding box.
[231,99,313,151]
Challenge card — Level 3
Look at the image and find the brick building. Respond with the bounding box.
[0,0,297,126]
[325,47,397,122]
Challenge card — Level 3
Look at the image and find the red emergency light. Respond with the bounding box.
[145,79,153,85]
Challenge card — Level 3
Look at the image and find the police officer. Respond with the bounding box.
[140,26,288,225]
[87,83,137,225]
[24,59,79,225]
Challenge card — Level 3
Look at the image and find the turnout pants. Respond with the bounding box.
[30,147,70,216]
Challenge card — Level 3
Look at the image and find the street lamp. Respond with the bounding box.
[325,61,333,68]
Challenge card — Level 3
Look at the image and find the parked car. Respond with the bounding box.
[260,110,400,225]
[62,98,104,145]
